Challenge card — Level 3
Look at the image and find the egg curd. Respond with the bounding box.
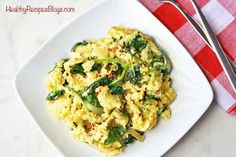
[46,26,176,155]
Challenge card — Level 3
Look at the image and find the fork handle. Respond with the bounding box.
[191,0,236,92]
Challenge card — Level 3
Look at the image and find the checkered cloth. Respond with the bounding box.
[140,0,236,115]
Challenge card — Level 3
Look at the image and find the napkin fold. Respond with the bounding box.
[140,0,236,115]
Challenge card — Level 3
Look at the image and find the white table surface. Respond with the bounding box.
[0,0,235,157]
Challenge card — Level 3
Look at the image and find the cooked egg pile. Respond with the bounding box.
[46,26,176,155]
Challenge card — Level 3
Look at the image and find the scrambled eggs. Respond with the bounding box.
[46,26,176,155]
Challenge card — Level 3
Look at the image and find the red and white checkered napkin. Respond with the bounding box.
[140,0,236,115]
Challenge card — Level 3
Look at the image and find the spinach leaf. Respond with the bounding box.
[125,34,147,55]
[113,63,123,75]
[123,111,130,117]
[107,64,128,95]
[70,63,85,75]
[63,80,69,87]
[84,77,112,95]
[120,135,135,147]
[60,59,69,73]
[104,127,127,145]
[146,94,156,100]
[83,77,112,108]
[152,55,164,64]
[126,65,142,85]
[141,94,159,112]
[46,90,64,101]
[84,93,101,107]
[91,63,102,72]
[156,65,171,76]
[112,37,117,42]
[108,83,125,95]
[130,34,147,52]
[71,41,88,52]
[145,94,160,101]
[85,61,128,96]
[48,64,57,74]
[158,106,167,116]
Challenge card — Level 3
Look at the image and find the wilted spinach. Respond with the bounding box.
[104,127,127,145]
[83,77,112,107]
[91,63,102,72]
[126,65,142,85]
[152,55,164,64]
[157,106,167,116]
[84,77,112,95]
[156,65,171,76]
[70,63,85,75]
[108,83,125,95]
[120,135,135,147]
[84,93,101,107]
[46,90,65,101]
[71,41,88,52]
[125,34,147,55]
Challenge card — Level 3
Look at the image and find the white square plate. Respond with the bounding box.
[14,0,213,156]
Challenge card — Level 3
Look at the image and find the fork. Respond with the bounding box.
[190,0,236,91]
[157,0,236,69]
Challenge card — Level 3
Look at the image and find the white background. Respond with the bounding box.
[0,0,235,156]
